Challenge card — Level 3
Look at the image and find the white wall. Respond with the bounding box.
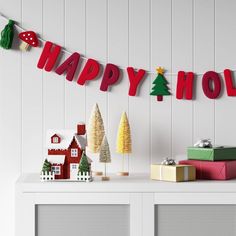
[0,0,236,235]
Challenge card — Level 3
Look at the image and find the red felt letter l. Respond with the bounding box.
[127,67,146,96]
[224,69,236,96]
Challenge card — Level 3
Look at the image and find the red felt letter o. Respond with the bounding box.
[77,59,100,85]
[202,71,221,99]
[100,63,120,91]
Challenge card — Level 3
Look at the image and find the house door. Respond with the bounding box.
[70,164,79,180]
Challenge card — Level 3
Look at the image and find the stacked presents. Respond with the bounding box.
[151,139,236,182]
[180,139,236,180]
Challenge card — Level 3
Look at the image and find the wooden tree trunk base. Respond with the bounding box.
[101,176,110,181]
[93,171,103,176]
[117,172,129,176]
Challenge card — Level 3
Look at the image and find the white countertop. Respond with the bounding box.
[16,173,236,193]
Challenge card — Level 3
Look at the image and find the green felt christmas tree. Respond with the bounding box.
[42,159,51,173]
[150,67,171,101]
[78,152,90,173]
[0,20,15,49]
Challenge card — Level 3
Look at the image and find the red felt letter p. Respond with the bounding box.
[37,41,61,72]
[176,71,194,100]
[127,67,146,96]
[100,64,120,91]
[77,59,100,85]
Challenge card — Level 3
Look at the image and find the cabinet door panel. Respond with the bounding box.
[36,204,129,236]
[155,205,236,236]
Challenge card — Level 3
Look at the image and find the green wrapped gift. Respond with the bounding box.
[187,146,236,161]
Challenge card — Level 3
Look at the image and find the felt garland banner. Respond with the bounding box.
[1,13,236,102]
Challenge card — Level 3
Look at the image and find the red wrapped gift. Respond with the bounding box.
[179,160,236,180]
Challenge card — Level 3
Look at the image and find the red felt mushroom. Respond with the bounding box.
[18,31,39,51]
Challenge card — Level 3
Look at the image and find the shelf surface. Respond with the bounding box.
[16,173,236,193]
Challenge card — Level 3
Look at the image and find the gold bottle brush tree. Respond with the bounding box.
[116,112,132,176]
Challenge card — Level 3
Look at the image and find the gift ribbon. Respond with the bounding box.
[160,158,176,180]
[159,158,189,181]
[183,166,189,181]
[194,139,213,148]
[161,158,176,165]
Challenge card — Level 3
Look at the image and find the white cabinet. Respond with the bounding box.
[16,174,236,236]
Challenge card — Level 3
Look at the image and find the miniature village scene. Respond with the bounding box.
[40,103,132,182]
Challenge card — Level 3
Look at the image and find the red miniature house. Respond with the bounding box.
[46,123,92,180]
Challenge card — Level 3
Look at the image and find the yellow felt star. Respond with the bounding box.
[156,67,164,75]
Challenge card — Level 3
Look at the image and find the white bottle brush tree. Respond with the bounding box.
[99,135,111,181]
[87,103,105,175]
[116,112,132,176]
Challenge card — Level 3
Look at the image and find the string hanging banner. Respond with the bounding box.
[1,13,236,102]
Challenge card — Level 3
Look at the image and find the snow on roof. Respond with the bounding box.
[47,155,65,164]
[47,130,87,150]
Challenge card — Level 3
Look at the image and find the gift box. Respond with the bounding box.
[187,146,236,161]
[150,164,196,182]
[179,160,236,180]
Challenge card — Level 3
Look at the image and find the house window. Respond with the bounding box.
[71,149,78,157]
[71,164,78,169]
[52,137,59,143]
[51,166,61,175]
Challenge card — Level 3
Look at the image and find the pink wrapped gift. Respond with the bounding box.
[179,160,236,180]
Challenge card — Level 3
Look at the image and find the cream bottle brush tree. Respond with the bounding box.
[87,103,105,175]
[116,112,132,176]
[99,135,111,181]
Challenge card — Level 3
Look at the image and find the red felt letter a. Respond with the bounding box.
[176,71,194,100]
[55,52,80,81]
[127,67,146,96]
[37,41,61,72]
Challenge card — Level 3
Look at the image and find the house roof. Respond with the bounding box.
[47,155,65,164]
[86,156,93,164]
[51,134,60,138]
[74,134,87,150]
[46,129,87,150]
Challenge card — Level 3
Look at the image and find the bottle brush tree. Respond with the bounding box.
[87,103,105,153]
[116,112,132,175]
[99,135,111,180]
[42,159,51,174]
[78,152,90,174]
